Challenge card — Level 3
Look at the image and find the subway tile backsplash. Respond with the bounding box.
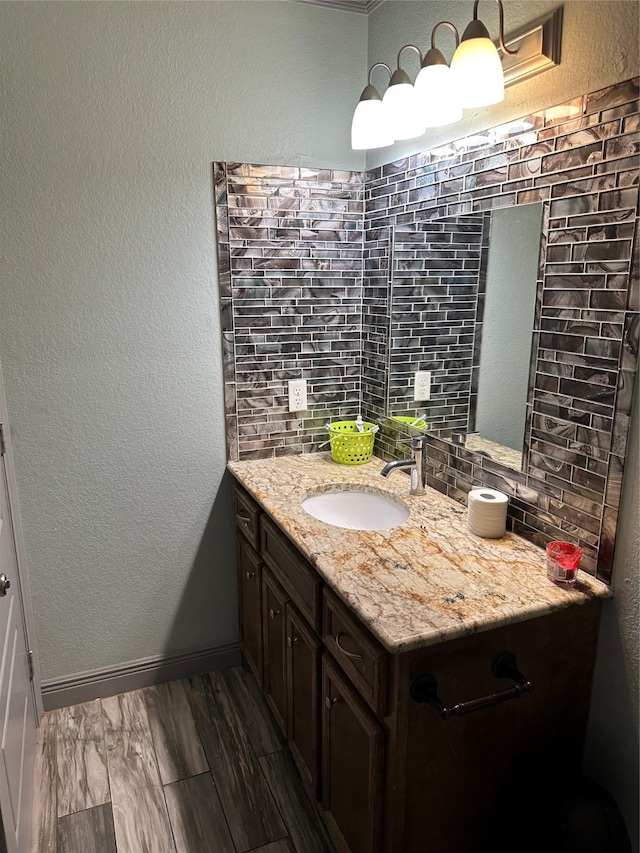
[215,78,639,584]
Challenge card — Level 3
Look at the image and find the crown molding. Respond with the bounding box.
[287,0,383,15]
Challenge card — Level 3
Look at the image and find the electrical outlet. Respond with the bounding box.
[414,371,431,401]
[288,379,308,412]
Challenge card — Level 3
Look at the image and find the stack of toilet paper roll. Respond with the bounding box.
[467,488,509,538]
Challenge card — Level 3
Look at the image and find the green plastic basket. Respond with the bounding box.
[327,420,377,465]
[392,416,427,430]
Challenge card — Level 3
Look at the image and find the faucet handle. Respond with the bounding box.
[397,435,425,449]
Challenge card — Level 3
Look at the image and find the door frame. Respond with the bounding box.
[0,360,43,721]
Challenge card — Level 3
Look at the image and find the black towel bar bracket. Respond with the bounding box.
[410,652,534,720]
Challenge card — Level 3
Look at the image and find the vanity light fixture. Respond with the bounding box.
[351,62,394,150]
[382,45,426,141]
[350,0,519,150]
[350,2,564,150]
[450,0,517,108]
[414,22,463,128]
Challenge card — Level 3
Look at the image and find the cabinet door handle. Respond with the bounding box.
[245,570,256,580]
[287,635,298,648]
[269,608,280,620]
[335,632,363,660]
[325,696,340,710]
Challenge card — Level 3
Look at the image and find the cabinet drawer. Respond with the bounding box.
[233,484,261,550]
[261,515,322,632]
[323,588,388,717]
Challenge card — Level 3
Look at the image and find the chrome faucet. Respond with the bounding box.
[380,435,427,496]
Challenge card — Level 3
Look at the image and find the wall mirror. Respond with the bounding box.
[387,202,544,473]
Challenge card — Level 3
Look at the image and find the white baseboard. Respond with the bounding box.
[41,641,241,711]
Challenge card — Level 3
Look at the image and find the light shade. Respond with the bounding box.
[414,49,463,128]
[382,69,426,141]
[351,85,394,150]
[450,19,505,108]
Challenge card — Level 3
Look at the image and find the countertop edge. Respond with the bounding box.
[227,457,611,654]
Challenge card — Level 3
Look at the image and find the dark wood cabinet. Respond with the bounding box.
[322,656,384,853]
[235,532,263,684]
[286,604,321,794]
[232,482,602,853]
[262,567,289,735]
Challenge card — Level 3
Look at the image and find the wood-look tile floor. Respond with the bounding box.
[33,667,336,853]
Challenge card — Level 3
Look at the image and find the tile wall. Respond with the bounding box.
[387,213,491,429]
[214,78,639,583]
[214,164,365,460]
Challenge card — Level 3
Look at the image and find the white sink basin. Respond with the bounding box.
[301,488,409,531]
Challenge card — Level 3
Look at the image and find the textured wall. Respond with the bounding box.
[214,163,366,460]
[584,369,639,850]
[0,1,367,680]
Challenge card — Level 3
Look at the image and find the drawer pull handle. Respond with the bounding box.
[410,652,534,720]
[269,608,280,620]
[245,570,256,580]
[237,512,251,523]
[335,632,363,660]
[325,696,340,710]
[287,635,298,648]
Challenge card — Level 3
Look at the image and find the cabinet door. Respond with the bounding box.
[262,567,289,736]
[322,657,384,853]
[236,532,263,684]
[286,604,321,795]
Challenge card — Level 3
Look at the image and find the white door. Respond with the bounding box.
[0,420,38,853]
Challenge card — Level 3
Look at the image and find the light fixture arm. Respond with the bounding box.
[431,21,460,50]
[473,0,518,56]
[396,44,423,70]
[367,62,392,86]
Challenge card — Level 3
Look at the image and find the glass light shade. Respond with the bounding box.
[351,87,394,150]
[414,62,463,128]
[382,70,426,141]
[450,24,505,109]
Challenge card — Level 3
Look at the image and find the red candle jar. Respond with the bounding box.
[546,541,582,586]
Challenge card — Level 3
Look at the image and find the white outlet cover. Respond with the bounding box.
[414,371,431,401]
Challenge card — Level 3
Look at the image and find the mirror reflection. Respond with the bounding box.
[388,202,544,472]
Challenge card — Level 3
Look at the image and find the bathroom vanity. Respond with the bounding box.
[229,454,608,853]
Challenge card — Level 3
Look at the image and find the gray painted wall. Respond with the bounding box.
[584,370,640,851]
[475,203,543,451]
[0,1,366,680]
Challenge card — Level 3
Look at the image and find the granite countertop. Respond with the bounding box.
[228,453,609,653]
